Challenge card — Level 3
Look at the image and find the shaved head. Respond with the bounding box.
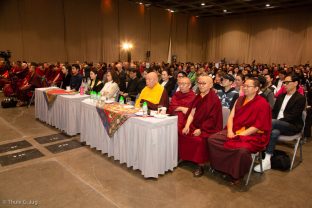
[197,74,213,94]
[146,72,159,88]
[179,77,192,93]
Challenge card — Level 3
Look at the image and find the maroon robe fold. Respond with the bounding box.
[225,95,272,151]
[17,71,42,102]
[208,95,272,179]
[168,90,196,130]
[178,90,223,164]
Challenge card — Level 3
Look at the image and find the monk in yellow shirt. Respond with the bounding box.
[135,72,169,110]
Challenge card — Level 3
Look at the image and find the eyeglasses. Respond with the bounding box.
[282,81,293,85]
[242,84,255,88]
[179,82,189,86]
[197,82,207,86]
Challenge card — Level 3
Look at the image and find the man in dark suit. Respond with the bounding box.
[159,69,176,97]
[69,64,82,91]
[254,75,306,172]
[120,68,139,102]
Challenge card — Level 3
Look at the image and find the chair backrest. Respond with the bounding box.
[301,111,307,134]
[222,107,230,128]
[279,111,307,141]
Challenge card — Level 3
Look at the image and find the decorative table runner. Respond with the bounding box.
[96,103,140,137]
[43,88,77,108]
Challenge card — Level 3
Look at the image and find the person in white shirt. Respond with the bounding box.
[254,74,306,172]
[100,70,119,101]
[274,69,286,94]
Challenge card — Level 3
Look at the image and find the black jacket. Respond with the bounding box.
[70,74,83,91]
[89,79,104,93]
[272,91,306,133]
[125,77,140,101]
[160,78,176,97]
[61,73,71,89]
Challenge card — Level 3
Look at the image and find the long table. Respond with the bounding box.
[80,99,178,178]
[35,87,89,136]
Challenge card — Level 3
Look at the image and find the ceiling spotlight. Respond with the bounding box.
[266,3,270,7]
[196,15,199,18]
[139,2,143,5]
[223,9,227,13]
[170,10,174,13]
[201,3,205,6]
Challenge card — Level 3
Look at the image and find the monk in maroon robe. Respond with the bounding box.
[168,77,196,130]
[17,64,43,106]
[45,64,56,84]
[208,78,272,183]
[179,74,223,177]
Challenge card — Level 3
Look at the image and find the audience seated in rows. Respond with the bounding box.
[16,63,43,106]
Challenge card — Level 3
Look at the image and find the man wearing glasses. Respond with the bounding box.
[179,74,223,177]
[208,78,272,183]
[254,75,306,172]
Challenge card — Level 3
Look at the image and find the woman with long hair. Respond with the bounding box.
[88,68,104,93]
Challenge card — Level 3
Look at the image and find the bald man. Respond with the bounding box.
[168,77,196,130]
[179,74,223,177]
[135,72,169,110]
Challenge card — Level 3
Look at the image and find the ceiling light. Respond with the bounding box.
[223,9,227,13]
[139,2,143,5]
[266,3,270,7]
[122,42,133,50]
[170,10,174,13]
[201,3,205,6]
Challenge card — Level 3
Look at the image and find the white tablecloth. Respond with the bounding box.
[35,87,89,136]
[80,99,178,178]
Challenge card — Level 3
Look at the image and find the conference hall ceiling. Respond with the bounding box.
[129,0,312,17]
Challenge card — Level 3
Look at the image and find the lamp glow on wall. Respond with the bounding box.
[122,42,133,62]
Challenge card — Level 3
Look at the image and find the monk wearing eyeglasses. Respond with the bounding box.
[208,78,272,184]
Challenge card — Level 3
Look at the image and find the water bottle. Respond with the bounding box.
[119,96,124,105]
[84,81,89,93]
[90,91,95,102]
[96,92,101,103]
[79,85,84,95]
[142,102,148,117]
